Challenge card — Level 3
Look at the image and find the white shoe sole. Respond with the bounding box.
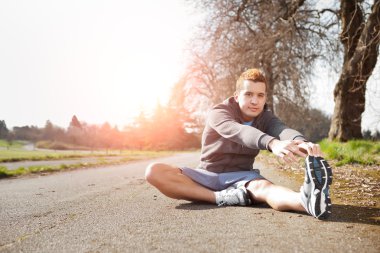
[306,156,333,219]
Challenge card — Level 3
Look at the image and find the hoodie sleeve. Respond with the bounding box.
[260,111,306,146]
[208,105,275,150]
[208,104,306,150]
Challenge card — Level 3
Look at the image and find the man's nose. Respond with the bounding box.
[250,96,258,104]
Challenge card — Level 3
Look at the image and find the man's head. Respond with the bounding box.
[234,69,267,122]
[235,68,267,92]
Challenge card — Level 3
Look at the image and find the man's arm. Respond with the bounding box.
[268,139,323,163]
[208,105,276,150]
[260,110,323,162]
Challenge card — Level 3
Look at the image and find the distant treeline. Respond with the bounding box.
[1,101,379,151]
[0,106,200,151]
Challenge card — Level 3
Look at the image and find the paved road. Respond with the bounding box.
[0,152,379,252]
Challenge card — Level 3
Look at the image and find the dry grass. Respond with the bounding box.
[256,152,380,209]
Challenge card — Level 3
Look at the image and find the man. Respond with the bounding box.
[145,68,332,219]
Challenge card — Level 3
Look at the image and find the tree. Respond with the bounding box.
[276,99,331,142]
[6,132,15,149]
[99,122,112,149]
[0,120,9,139]
[129,110,150,149]
[121,87,201,151]
[329,0,380,141]
[184,0,338,127]
[82,124,100,150]
[69,115,82,129]
[170,76,203,134]
[43,120,54,140]
[67,115,84,145]
[185,1,379,141]
[13,125,42,142]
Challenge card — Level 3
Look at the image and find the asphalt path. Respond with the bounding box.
[0,152,379,252]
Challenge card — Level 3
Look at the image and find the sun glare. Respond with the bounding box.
[110,1,191,121]
[0,0,197,128]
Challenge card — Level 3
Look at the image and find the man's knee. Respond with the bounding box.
[246,179,272,194]
[145,162,171,185]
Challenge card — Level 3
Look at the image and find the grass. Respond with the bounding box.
[0,163,85,178]
[0,159,122,178]
[0,149,108,162]
[0,139,26,149]
[0,148,174,163]
[35,140,91,150]
[0,145,174,178]
[319,139,380,166]
[257,139,380,218]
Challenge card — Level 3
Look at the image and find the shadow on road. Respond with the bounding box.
[328,204,379,226]
[175,203,379,226]
[175,202,272,211]
[175,202,219,210]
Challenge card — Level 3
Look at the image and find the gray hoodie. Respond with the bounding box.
[199,97,305,173]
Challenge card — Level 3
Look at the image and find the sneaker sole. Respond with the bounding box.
[306,156,333,219]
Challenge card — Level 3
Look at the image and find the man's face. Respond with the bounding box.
[234,80,267,122]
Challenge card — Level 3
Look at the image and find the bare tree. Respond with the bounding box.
[183,0,338,123]
[183,0,379,141]
[329,0,380,141]
[0,120,9,139]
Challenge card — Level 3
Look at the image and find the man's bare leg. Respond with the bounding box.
[246,179,305,212]
[145,163,215,203]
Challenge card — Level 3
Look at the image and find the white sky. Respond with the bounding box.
[0,0,379,132]
[0,0,198,129]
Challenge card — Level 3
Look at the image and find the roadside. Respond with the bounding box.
[256,152,380,225]
[0,143,174,178]
[0,156,122,170]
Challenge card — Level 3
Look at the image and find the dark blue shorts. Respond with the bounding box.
[180,167,266,191]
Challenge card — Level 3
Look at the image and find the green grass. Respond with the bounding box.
[0,146,174,163]
[35,140,91,150]
[0,139,26,148]
[319,139,380,166]
[0,149,103,162]
[0,148,174,178]
[0,163,89,178]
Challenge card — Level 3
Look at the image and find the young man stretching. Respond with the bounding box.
[145,68,332,219]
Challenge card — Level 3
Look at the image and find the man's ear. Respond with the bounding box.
[233,91,239,102]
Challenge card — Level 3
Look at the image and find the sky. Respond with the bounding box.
[0,0,379,132]
[0,0,199,129]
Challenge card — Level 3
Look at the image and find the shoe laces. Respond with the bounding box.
[218,188,243,206]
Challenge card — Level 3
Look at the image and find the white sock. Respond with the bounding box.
[299,187,309,214]
[214,191,222,205]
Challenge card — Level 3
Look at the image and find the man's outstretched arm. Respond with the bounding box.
[268,139,323,163]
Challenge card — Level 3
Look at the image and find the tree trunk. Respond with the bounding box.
[263,60,274,112]
[329,0,380,141]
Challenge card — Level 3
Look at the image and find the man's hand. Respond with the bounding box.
[297,141,323,157]
[268,139,322,163]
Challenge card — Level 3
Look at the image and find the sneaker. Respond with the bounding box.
[300,155,333,219]
[215,186,252,206]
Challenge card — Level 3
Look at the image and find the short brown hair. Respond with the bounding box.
[236,68,267,92]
